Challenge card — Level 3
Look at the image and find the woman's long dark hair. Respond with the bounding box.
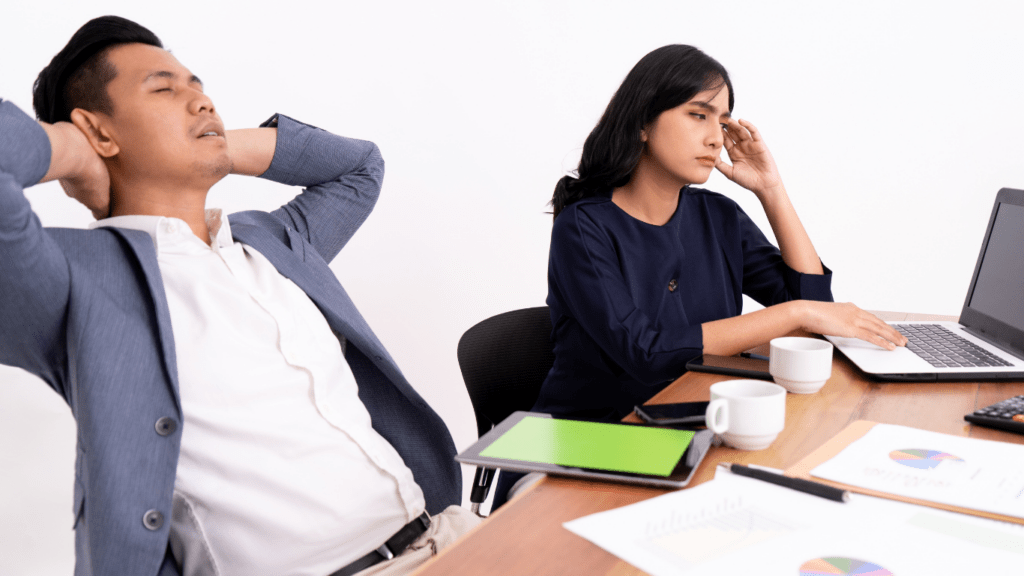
[552,45,734,217]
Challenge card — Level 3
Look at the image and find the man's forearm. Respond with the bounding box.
[260,114,383,262]
[227,128,277,177]
[0,100,52,187]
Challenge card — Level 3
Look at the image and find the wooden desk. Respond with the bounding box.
[414,313,1024,576]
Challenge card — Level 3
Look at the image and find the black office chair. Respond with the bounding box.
[457,306,554,515]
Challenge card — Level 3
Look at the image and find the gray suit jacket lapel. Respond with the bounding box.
[106,227,181,407]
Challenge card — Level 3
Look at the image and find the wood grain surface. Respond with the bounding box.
[413,313,1024,576]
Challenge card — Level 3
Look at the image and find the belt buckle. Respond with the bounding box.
[416,512,431,531]
[376,512,430,562]
[375,543,395,561]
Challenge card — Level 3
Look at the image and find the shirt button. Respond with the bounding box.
[155,417,178,436]
[668,279,678,292]
[143,509,164,531]
[164,221,179,234]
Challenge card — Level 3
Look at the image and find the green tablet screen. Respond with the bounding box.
[479,416,695,477]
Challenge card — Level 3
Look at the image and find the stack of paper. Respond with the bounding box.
[809,423,1024,520]
[564,466,1024,576]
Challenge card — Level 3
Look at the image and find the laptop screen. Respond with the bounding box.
[967,202,1024,332]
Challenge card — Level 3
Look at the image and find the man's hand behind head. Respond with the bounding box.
[40,120,111,220]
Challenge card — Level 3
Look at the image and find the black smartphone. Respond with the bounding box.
[685,353,772,381]
[634,401,710,426]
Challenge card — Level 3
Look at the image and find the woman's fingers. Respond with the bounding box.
[853,310,908,349]
[714,156,734,178]
[865,332,898,351]
[736,119,763,142]
[862,312,907,346]
[858,325,897,350]
[724,118,753,142]
[805,302,908,350]
[722,132,736,153]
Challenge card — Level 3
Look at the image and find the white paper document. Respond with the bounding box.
[563,469,1024,576]
[811,423,1024,519]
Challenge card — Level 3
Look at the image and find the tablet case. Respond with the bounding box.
[456,411,715,489]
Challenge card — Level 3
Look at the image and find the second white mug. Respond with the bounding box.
[705,379,787,450]
[770,337,834,394]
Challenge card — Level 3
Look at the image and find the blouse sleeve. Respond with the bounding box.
[734,203,834,305]
[549,206,704,385]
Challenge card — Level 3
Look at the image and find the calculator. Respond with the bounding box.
[964,395,1024,435]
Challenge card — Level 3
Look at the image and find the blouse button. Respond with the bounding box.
[668,279,678,292]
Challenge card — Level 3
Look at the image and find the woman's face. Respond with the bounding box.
[641,85,730,188]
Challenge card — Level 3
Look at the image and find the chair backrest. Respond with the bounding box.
[457,307,555,438]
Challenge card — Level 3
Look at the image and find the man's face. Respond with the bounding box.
[99,43,230,188]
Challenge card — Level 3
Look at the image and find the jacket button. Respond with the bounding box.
[155,417,178,436]
[143,509,164,531]
[668,279,678,292]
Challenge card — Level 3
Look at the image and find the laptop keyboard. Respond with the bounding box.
[894,324,1012,368]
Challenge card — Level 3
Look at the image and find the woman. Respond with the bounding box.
[490,44,907,511]
[534,44,906,423]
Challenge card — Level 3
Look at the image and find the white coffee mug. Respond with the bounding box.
[705,379,786,450]
[769,337,834,394]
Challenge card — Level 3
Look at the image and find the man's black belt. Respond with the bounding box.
[329,512,431,576]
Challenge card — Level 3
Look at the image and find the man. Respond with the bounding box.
[0,15,476,576]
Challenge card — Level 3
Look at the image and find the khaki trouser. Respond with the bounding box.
[353,505,481,576]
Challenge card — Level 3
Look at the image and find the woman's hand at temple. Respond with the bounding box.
[714,118,784,199]
[713,117,823,275]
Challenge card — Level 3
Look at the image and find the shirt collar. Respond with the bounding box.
[89,209,234,253]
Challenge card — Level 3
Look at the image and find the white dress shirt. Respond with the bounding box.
[91,210,425,576]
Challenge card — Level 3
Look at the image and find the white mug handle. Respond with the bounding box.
[705,398,729,435]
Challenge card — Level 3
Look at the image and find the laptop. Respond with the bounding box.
[826,188,1024,381]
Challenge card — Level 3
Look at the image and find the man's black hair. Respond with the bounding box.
[33,15,162,124]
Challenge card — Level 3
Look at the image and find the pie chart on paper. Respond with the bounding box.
[798,557,894,575]
[888,448,964,470]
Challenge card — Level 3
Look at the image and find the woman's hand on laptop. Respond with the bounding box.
[799,302,908,350]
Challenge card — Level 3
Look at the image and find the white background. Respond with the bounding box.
[2,1,1022,573]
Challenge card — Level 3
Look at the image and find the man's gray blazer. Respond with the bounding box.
[0,100,461,576]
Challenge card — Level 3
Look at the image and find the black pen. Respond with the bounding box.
[740,352,770,361]
[729,464,850,503]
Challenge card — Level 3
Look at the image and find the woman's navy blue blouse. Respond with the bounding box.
[534,187,834,422]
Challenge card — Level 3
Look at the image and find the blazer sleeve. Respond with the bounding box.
[0,99,71,391]
[549,206,704,385]
[257,114,384,263]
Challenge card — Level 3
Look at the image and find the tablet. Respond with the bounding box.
[685,354,772,380]
[455,411,715,489]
